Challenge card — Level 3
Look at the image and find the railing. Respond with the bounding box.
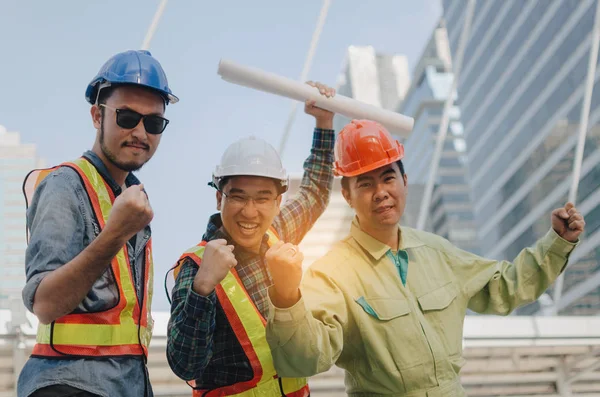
[5,316,600,396]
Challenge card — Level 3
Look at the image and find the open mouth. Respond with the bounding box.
[238,222,259,235]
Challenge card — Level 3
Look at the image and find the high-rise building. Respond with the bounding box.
[442,0,600,314]
[398,21,478,253]
[334,45,410,132]
[0,125,44,309]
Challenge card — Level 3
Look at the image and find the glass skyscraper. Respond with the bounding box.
[399,21,478,254]
[443,0,600,314]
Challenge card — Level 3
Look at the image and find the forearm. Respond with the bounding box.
[167,259,218,381]
[266,290,342,377]
[468,228,578,315]
[32,229,126,324]
[167,313,216,381]
[276,128,335,244]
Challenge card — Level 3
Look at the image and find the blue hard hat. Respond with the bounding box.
[85,50,178,105]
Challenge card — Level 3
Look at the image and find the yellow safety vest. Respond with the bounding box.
[171,228,309,397]
[24,157,154,357]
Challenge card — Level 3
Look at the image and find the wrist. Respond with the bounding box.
[315,119,333,130]
[270,286,301,308]
[193,274,217,296]
[98,225,129,248]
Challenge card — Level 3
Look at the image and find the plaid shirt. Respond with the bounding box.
[166,128,335,388]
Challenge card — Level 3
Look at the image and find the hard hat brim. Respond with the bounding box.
[334,155,403,177]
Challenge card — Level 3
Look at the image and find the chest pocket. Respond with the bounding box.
[417,282,457,311]
[356,296,410,320]
[417,282,464,356]
[354,296,427,377]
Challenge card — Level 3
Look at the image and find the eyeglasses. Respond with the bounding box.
[220,190,279,210]
[100,104,169,135]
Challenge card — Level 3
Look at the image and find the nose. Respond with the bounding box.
[241,198,259,218]
[373,183,389,202]
[130,123,148,140]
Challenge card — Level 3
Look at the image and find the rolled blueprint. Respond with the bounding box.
[217,59,414,135]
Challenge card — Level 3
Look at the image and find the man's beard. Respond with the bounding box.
[100,118,147,172]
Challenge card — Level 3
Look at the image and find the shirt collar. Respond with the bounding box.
[350,216,423,260]
[82,150,140,195]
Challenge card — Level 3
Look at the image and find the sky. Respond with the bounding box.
[0,0,442,310]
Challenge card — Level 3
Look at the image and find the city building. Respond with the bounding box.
[442,0,600,314]
[0,125,44,309]
[398,21,478,253]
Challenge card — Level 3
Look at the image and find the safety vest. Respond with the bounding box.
[23,157,154,358]
[171,228,309,397]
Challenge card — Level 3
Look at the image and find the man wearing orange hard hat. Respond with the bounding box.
[264,119,585,396]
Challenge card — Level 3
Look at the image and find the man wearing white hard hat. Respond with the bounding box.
[165,82,336,396]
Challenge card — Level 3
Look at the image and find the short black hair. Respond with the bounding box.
[341,159,405,191]
[97,86,116,106]
[217,176,231,191]
[96,85,166,111]
[97,87,116,120]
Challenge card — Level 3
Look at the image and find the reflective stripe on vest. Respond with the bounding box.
[175,228,309,397]
[25,157,154,357]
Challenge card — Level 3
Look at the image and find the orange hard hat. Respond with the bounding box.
[334,120,404,177]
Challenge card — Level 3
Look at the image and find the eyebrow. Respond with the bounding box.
[379,168,396,178]
[227,187,275,195]
[355,167,396,184]
[118,105,163,117]
[355,175,373,184]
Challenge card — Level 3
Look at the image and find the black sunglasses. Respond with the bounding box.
[100,104,169,135]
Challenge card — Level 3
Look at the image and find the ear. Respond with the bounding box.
[216,190,223,211]
[341,187,352,208]
[275,195,283,215]
[403,173,408,187]
[91,105,102,130]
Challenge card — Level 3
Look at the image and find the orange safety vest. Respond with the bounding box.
[170,228,309,397]
[23,157,154,358]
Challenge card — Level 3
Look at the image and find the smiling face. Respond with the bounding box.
[342,162,408,235]
[217,175,283,253]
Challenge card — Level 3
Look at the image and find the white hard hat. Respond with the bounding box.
[212,136,289,192]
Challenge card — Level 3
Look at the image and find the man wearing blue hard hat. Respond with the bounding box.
[18,50,177,397]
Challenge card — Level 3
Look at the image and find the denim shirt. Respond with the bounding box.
[18,150,153,397]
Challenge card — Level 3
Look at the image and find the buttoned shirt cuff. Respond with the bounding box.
[543,228,579,258]
[267,287,308,324]
[184,284,217,319]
